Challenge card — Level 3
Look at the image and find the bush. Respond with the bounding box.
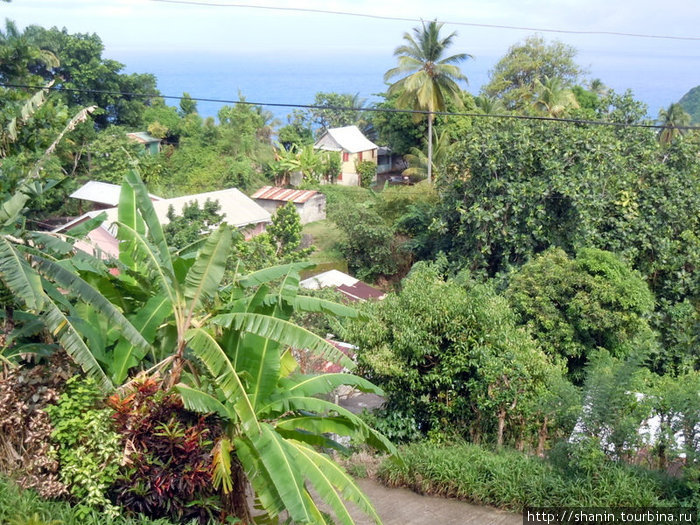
[344,259,573,447]
[378,441,694,511]
[0,476,182,525]
[107,378,222,524]
[0,353,76,499]
[45,376,122,517]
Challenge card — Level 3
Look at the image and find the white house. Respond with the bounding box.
[314,125,378,187]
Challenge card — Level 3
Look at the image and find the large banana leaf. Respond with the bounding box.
[293,442,382,525]
[245,424,310,524]
[124,171,174,277]
[236,329,281,411]
[32,255,151,358]
[176,383,236,421]
[0,191,30,228]
[42,302,112,392]
[184,223,231,315]
[212,312,354,369]
[234,436,287,518]
[0,237,44,311]
[237,261,315,289]
[293,295,363,319]
[264,395,397,456]
[112,294,172,384]
[280,373,383,398]
[114,222,177,307]
[186,327,259,434]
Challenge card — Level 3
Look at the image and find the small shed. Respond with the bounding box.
[299,269,385,302]
[251,186,326,224]
[126,132,161,155]
[314,125,378,186]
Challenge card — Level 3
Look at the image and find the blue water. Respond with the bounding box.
[116,49,699,123]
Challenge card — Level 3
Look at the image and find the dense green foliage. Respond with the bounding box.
[678,85,700,123]
[506,248,656,381]
[0,476,184,525]
[345,260,573,447]
[355,159,377,189]
[482,35,583,111]
[378,441,698,511]
[46,376,122,517]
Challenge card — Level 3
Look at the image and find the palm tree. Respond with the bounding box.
[402,128,457,181]
[474,95,506,115]
[657,103,691,145]
[532,76,579,118]
[384,20,470,183]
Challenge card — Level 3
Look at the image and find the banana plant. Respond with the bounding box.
[176,266,398,525]
[112,171,399,523]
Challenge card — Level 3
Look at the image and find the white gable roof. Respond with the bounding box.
[55,188,271,233]
[299,270,359,290]
[70,181,162,207]
[314,125,378,154]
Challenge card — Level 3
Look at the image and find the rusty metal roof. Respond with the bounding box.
[251,186,320,204]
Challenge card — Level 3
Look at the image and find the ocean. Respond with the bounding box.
[116,49,699,124]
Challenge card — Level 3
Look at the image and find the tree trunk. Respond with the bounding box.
[427,113,433,184]
[497,409,506,448]
[537,417,549,457]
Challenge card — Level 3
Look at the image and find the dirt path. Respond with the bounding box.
[348,478,522,525]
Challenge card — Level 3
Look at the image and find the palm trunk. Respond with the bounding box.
[427,113,433,184]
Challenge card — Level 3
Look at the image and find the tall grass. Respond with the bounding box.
[378,442,696,512]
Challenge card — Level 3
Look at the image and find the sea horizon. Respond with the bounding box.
[115,49,699,125]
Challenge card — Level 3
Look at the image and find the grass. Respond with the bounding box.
[377,441,697,512]
[302,219,348,276]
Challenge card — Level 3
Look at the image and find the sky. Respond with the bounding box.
[3,0,700,114]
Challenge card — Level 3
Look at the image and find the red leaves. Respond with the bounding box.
[108,380,222,523]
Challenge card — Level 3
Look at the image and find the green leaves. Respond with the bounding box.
[0,237,44,311]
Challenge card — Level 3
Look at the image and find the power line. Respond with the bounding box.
[3,82,698,131]
[148,0,700,42]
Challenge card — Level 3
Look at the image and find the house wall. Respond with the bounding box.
[338,149,378,186]
[252,196,326,225]
[241,221,268,240]
[298,194,326,224]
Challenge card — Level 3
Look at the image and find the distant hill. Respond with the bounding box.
[678,86,700,123]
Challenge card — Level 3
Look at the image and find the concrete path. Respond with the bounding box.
[348,478,522,525]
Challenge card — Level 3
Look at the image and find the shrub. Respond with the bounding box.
[107,378,222,524]
[0,353,75,498]
[45,376,122,517]
[355,160,376,189]
[0,475,181,525]
[378,441,694,511]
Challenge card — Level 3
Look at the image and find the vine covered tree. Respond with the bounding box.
[384,20,470,183]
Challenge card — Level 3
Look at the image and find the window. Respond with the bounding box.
[342,152,349,162]
[358,151,363,161]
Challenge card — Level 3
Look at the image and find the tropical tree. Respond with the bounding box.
[402,128,457,181]
[482,35,583,112]
[384,20,470,183]
[531,75,580,117]
[657,103,691,145]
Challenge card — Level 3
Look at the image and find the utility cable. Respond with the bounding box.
[3,82,699,131]
[148,0,700,42]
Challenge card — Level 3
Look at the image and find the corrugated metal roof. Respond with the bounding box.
[251,186,320,204]
[314,125,378,154]
[70,181,163,207]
